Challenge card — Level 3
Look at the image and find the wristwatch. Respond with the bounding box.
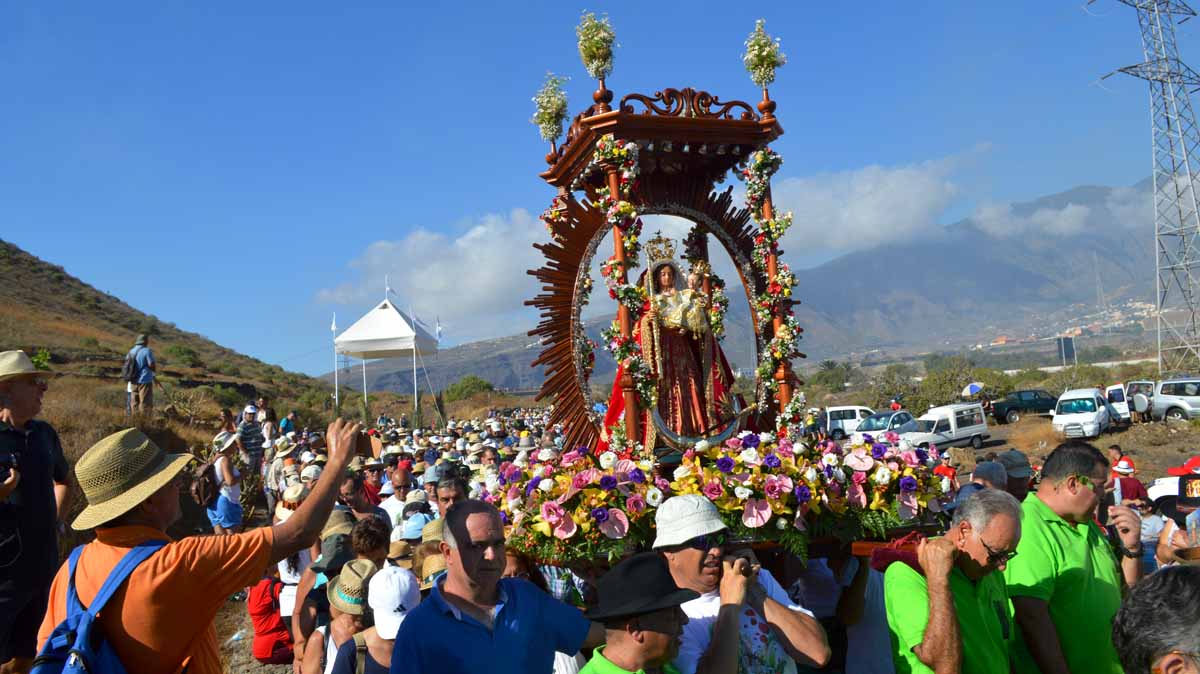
[1118,541,1144,558]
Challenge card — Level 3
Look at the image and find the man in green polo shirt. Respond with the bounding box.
[884,488,1022,674]
[581,552,699,674]
[1003,440,1143,674]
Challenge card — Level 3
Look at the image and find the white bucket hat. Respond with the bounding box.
[652,495,728,549]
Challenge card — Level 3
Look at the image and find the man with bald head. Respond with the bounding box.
[390,499,604,673]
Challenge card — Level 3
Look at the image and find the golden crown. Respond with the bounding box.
[644,231,677,265]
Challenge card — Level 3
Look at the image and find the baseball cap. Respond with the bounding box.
[652,495,727,549]
[369,565,421,640]
[402,513,434,540]
[243,405,258,416]
[996,449,1032,479]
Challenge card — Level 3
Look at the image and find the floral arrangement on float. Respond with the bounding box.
[742,19,787,89]
[499,446,664,564]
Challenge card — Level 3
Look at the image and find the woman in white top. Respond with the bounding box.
[206,432,244,535]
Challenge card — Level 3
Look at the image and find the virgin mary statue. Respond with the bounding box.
[598,233,739,453]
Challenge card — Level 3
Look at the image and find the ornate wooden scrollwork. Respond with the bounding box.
[620,88,758,121]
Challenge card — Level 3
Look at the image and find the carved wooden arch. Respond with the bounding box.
[527,176,768,451]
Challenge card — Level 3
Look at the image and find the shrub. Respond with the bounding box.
[443,375,495,403]
[207,384,243,409]
[80,337,100,350]
[165,345,202,368]
[217,362,241,377]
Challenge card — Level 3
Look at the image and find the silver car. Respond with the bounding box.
[1151,377,1200,421]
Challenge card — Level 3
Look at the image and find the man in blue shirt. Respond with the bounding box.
[128,334,156,415]
[390,500,603,674]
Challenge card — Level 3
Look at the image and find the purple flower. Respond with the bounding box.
[628,468,646,484]
[497,474,507,486]
[870,443,888,460]
[915,449,929,464]
[862,434,874,445]
[591,507,609,523]
[525,479,540,497]
[794,485,812,503]
[599,475,618,491]
[823,465,833,479]
[716,456,735,473]
[499,511,510,525]
[741,434,761,449]
[899,476,918,492]
[762,454,782,469]
[575,446,590,454]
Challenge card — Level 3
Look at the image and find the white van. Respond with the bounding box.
[824,406,874,440]
[902,403,991,450]
[1052,388,1113,438]
[1105,383,1131,423]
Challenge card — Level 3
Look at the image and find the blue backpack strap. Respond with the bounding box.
[64,545,86,616]
[81,538,168,615]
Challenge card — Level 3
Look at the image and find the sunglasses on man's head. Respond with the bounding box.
[683,531,728,551]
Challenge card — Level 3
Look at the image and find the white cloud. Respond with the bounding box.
[972,201,1091,238]
[1105,185,1151,228]
[316,209,545,344]
[771,155,964,255]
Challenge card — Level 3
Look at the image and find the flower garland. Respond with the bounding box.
[541,193,568,244]
[531,72,570,143]
[740,148,801,407]
[576,12,616,81]
[776,396,808,440]
[708,276,730,340]
[742,19,787,88]
[576,334,596,380]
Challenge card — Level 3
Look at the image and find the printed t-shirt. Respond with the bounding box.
[884,561,1013,674]
[37,525,274,674]
[247,577,292,661]
[1003,493,1123,674]
[672,568,814,674]
[389,576,589,674]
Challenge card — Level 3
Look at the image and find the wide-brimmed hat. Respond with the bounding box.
[586,552,699,620]
[363,457,384,470]
[1113,458,1137,475]
[996,449,1032,479]
[212,431,238,453]
[321,508,356,539]
[273,438,296,459]
[134,334,149,346]
[388,540,414,569]
[73,428,193,531]
[517,435,534,449]
[370,564,421,639]
[652,495,727,549]
[309,533,354,575]
[274,483,309,522]
[419,554,447,591]
[405,490,427,505]
[421,517,443,543]
[327,559,378,615]
[301,464,322,482]
[0,350,48,382]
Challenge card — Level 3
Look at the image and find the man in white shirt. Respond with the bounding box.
[653,495,829,674]
[379,462,414,527]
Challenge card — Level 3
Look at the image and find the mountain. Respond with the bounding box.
[0,238,329,402]
[346,179,1157,392]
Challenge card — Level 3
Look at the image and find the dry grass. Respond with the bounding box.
[1007,417,1061,462]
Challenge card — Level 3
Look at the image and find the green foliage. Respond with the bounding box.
[217,362,241,377]
[531,73,570,142]
[164,344,202,368]
[79,337,100,350]
[443,375,495,403]
[138,319,160,337]
[207,384,243,409]
[297,388,329,411]
[576,12,616,80]
[869,364,919,409]
[810,360,857,391]
[742,19,787,88]
[30,348,52,371]
[1042,365,1110,396]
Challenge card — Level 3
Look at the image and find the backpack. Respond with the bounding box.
[352,632,369,674]
[31,539,167,674]
[120,348,140,384]
[190,453,220,508]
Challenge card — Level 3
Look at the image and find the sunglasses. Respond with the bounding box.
[683,531,728,551]
[980,537,1018,566]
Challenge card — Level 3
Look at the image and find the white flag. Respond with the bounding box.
[331,313,337,333]
[436,317,442,340]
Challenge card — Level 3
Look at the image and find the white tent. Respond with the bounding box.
[334,298,438,415]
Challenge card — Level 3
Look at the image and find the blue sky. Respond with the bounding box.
[0,1,1174,375]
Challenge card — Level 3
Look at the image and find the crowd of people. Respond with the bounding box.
[4,345,1200,674]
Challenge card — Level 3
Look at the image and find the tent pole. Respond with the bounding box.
[412,346,418,421]
[362,358,368,413]
[333,351,339,409]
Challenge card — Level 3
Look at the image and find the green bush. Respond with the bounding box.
[443,375,495,402]
[217,362,241,377]
[165,344,202,368]
[80,337,100,350]
[208,384,243,409]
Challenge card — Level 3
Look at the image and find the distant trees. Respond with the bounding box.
[443,375,495,402]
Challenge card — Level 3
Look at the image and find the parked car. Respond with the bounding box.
[1105,383,1131,423]
[990,389,1057,424]
[1152,377,1200,421]
[1052,388,1114,438]
[1127,380,1156,419]
[824,406,874,440]
[903,402,991,450]
[851,410,918,444]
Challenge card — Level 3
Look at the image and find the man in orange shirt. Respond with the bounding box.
[37,418,362,674]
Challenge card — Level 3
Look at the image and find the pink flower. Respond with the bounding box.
[725,437,743,450]
[683,449,696,461]
[599,509,630,539]
[886,460,901,472]
[655,477,670,491]
[703,480,724,500]
[851,470,868,485]
[900,451,920,468]
[764,477,785,500]
[506,485,522,502]
[560,450,582,466]
[541,501,565,524]
[885,431,900,444]
[625,494,646,513]
[553,515,577,539]
[742,499,771,528]
[776,438,794,457]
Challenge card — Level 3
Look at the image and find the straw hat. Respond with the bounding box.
[388,540,414,569]
[273,437,296,459]
[212,431,238,453]
[321,508,356,539]
[404,490,427,505]
[419,554,447,591]
[274,483,309,522]
[0,350,47,382]
[72,428,193,531]
[327,559,378,615]
[421,517,443,543]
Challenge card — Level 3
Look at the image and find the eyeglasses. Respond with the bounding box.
[684,531,728,551]
[979,537,1018,566]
